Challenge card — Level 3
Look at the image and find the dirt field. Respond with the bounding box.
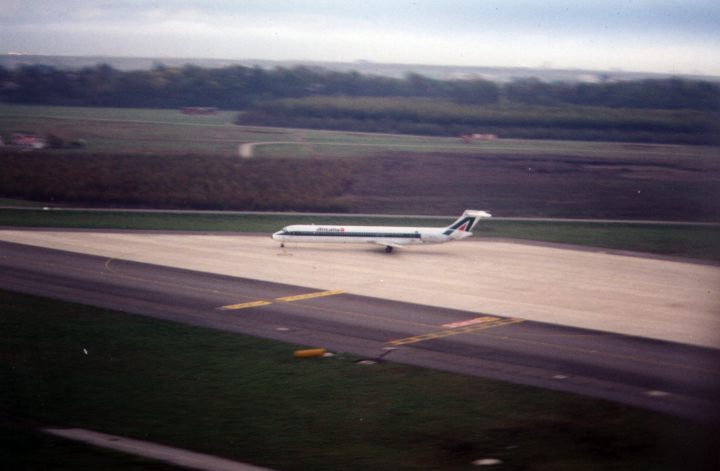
[341,150,720,220]
[2,230,718,348]
[3,145,719,221]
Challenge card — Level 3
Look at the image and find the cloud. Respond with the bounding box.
[1,0,719,74]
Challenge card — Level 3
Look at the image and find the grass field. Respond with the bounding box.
[2,103,718,159]
[2,289,717,470]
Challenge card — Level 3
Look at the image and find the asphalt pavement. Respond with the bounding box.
[2,239,719,422]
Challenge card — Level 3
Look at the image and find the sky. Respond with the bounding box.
[2,0,719,75]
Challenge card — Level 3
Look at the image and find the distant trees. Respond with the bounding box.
[504,77,720,111]
[236,96,719,144]
[1,63,718,143]
[2,63,718,112]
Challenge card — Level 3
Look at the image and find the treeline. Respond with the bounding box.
[236,97,719,145]
[1,63,719,111]
[0,150,357,211]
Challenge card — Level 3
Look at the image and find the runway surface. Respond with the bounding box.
[2,234,719,422]
[1,229,718,347]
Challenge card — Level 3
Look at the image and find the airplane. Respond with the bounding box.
[272,209,491,253]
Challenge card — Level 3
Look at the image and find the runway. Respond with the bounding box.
[2,234,719,422]
[2,229,719,347]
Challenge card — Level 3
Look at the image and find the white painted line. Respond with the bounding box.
[218,300,272,310]
[45,428,274,471]
[442,316,497,329]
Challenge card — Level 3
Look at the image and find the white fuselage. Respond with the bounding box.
[272,224,470,247]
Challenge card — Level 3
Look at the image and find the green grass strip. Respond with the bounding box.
[2,289,716,470]
[481,220,720,262]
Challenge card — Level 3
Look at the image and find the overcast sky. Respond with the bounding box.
[2,0,719,74]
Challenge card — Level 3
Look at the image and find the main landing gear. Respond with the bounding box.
[277,242,292,257]
[385,246,393,253]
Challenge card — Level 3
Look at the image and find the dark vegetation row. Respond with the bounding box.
[343,152,720,221]
[2,63,719,111]
[236,96,718,144]
[3,148,719,221]
[0,150,356,211]
[2,64,718,144]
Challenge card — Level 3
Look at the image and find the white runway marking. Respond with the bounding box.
[45,428,274,471]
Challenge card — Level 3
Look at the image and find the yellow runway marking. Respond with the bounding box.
[218,300,273,310]
[387,317,523,347]
[275,290,346,303]
[217,290,345,311]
